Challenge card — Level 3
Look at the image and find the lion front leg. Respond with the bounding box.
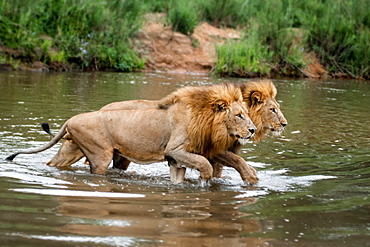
[112,151,131,170]
[165,148,213,182]
[212,163,224,178]
[169,165,186,184]
[212,151,258,185]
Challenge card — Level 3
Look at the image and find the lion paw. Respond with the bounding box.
[199,179,210,187]
[243,175,259,185]
[242,165,259,185]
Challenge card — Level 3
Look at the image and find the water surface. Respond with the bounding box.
[0,72,369,246]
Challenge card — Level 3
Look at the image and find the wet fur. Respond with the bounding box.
[38,80,287,184]
[158,84,250,159]
[6,84,256,183]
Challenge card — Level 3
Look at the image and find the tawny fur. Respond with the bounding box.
[36,80,287,184]
[159,84,246,159]
[240,79,287,143]
[6,84,256,184]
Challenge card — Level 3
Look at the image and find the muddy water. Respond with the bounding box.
[0,71,369,247]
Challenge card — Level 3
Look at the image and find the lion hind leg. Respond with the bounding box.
[88,155,112,175]
[47,140,84,167]
[78,148,113,175]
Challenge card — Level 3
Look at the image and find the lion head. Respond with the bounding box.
[240,80,287,142]
[159,84,256,159]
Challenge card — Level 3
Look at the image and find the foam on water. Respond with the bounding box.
[1,157,337,198]
[8,233,141,247]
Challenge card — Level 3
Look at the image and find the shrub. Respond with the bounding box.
[167,1,198,35]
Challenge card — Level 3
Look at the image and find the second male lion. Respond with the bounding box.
[7,84,257,184]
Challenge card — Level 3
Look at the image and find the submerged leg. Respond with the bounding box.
[169,165,186,184]
[166,155,186,184]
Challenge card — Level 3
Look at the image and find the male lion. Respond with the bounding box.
[156,80,287,181]
[101,79,287,181]
[212,80,287,177]
[41,80,287,184]
[6,84,257,184]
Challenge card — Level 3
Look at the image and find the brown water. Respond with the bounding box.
[0,71,369,247]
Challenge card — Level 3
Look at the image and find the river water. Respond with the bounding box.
[0,71,369,247]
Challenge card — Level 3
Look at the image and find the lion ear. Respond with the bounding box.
[251,91,263,105]
[214,100,228,112]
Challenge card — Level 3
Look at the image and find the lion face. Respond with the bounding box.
[260,98,287,137]
[241,80,288,142]
[226,101,257,145]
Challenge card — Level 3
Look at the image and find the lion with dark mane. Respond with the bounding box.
[6,84,257,184]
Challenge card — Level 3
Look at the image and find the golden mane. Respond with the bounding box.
[240,79,277,142]
[159,84,244,159]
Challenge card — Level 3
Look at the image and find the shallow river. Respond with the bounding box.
[0,72,369,247]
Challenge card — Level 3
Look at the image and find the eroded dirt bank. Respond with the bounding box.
[0,15,330,78]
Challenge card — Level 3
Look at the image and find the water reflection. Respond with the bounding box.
[55,190,260,246]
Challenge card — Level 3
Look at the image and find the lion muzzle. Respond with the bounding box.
[235,124,257,145]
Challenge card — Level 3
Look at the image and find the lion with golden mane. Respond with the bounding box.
[153,80,287,181]
[6,84,257,184]
[39,80,287,184]
[98,79,287,182]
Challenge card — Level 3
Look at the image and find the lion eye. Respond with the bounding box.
[237,114,244,119]
[270,108,277,113]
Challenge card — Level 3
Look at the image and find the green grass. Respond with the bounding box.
[211,0,370,78]
[215,26,274,77]
[0,0,369,78]
[0,0,146,71]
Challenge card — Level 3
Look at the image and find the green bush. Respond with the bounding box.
[215,26,274,76]
[1,0,369,78]
[167,1,198,35]
[0,0,145,70]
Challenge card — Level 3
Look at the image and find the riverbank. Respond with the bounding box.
[1,0,369,80]
[0,19,350,80]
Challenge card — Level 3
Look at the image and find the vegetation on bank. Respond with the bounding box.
[1,0,369,79]
[0,0,146,71]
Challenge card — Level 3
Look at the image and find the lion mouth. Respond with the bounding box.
[235,133,254,145]
[235,134,253,139]
[271,128,284,137]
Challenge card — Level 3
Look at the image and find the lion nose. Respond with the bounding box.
[281,123,287,127]
[249,128,255,134]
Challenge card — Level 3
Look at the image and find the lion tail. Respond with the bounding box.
[4,121,68,161]
[41,122,55,137]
